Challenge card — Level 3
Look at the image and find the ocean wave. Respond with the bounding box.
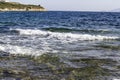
[95,44,120,50]
[42,27,79,32]
[43,27,112,33]
[0,28,19,35]
[13,29,119,41]
[0,44,44,56]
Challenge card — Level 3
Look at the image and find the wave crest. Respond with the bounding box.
[14,29,119,41]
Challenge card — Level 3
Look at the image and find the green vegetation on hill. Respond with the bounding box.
[0,2,45,11]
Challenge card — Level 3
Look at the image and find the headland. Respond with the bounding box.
[0,1,45,11]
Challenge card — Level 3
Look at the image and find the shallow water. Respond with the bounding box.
[0,11,120,80]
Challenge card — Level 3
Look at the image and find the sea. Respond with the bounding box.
[0,11,120,79]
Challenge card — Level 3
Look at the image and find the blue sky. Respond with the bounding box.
[11,0,120,11]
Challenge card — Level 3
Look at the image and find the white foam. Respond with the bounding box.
[15,29,50,36]
[113,79,120,80]
[0,44,44,56]
[15,29,119,41]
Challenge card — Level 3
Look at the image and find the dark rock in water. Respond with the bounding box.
[0,51,10,57]
[0,41,5,44]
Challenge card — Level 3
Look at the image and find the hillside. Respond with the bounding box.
[0,2,45,11]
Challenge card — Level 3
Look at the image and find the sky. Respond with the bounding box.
[11,0,120,11]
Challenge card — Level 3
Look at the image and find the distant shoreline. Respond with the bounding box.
[0,9,46,11]
[0,2,45,11]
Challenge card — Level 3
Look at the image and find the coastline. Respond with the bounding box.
[0,2,46,11]
[0,8,46,11]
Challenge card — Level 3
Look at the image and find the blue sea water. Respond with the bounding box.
[0,11,120,79]
[0,11,120,55]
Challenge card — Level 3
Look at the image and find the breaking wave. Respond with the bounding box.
[42,27,112,33]
[14,29,119,41]
[0,44,44,56]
